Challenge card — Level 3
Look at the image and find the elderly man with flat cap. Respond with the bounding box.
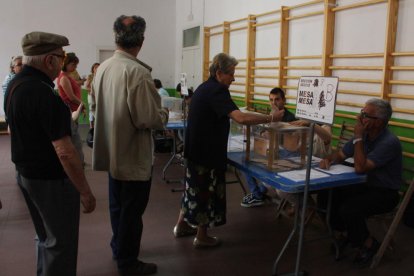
[5,31,96,276]
[93,15,168,276]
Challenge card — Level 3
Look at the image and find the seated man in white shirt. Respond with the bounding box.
[154,78,169,97]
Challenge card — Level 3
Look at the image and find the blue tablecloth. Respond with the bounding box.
[166,121,185,130]
[227,151,366,193]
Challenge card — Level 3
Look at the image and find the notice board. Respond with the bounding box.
[295,76,339,125]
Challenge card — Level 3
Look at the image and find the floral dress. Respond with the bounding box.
[182,160,226,227]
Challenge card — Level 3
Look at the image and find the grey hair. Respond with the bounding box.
[113,15,146,49]
[9,55,22,72]
[209,53,238,78]
[23,53,49,68]
[366,98,392,123]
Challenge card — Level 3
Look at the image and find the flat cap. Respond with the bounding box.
[21,31,69,56]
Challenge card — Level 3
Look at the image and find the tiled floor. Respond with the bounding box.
[0,129,413,276]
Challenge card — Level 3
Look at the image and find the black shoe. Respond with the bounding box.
[353,239,380,268]
[119,260,157,276]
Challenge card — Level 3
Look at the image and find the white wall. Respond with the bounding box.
[0,0,176,116]
[174,0,414,120]
[2,0,413,119]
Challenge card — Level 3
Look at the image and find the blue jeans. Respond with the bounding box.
[108,173,152,269]
[245,149,300,198]
[18,174,80,276]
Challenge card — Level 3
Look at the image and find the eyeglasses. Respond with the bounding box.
[14,63,23,67]
[49,51,66,63]
[360,110,379,120]
[50,53,66,60]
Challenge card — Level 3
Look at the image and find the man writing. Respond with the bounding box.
[93,15,168,276]
[319,98,402,267]
[5,31,96,276]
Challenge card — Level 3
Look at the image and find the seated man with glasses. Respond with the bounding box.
[318,98,402,268]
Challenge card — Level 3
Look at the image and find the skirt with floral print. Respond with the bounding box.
[181,160,226,228]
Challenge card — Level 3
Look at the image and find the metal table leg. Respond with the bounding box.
[162,134,177,181]
[272,205,300,275]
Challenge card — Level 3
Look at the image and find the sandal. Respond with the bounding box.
[173,224,197,238]
[193,237,221,248]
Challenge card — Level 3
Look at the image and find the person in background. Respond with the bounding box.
[176,82,181,97]
[2,55,23,95]
[240,87,297,207]
[289,120,332,158]
[183,87,193,105]
[319,98,402,267]
[85,62,100,128]
[175,87,194,152]
[93,15,168,276]
[173,53,284,248]
[154,78,169,97]
[57,52,85,163]
[182,87,193,117]
[69,67,86,87]
[5,31,95,276]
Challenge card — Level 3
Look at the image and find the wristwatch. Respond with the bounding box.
[353,138,363,144]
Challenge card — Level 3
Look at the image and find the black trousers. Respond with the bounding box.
[318,184,399,247]
[108,173,152,269]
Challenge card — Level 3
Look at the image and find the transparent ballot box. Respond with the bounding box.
[228,119,246,152]
[245,122,310,172]
[162,97,183,122]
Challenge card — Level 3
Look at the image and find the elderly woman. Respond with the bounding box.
[57,52,85,163]
[173,53,285,248]
[2,55,23,95]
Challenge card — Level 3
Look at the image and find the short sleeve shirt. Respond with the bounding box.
[342,128,402,190]
[184,77,238,169]
[282,108,296,122]
[6,66,72,179]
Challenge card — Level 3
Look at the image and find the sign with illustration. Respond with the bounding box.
[295,76,339,125]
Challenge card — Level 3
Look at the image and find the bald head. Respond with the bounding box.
[122,17,135,26]
[113,15,146,49]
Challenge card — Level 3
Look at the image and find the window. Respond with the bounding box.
[183,26,200,48]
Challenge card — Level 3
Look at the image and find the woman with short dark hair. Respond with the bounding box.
[173,53,284,247]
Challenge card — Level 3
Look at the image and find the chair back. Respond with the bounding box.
[336,121,354,151]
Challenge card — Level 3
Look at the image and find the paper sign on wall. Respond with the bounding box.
[295,76,339,125]
[180,73,189,96]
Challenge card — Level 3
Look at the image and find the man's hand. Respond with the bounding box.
[319,158,331,170]
[80,192,96,213]
[354,114,366,138]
